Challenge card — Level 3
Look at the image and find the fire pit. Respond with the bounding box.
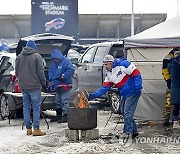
[65,91,99,141]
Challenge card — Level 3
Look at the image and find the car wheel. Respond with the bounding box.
[109,92,121,114]
[0,94,10,120]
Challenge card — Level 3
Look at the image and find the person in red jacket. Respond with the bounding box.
[88,55,143,142]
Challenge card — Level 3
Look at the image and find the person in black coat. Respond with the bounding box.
[168,50,180,128]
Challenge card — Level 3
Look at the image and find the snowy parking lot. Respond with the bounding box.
[0,110,180,154]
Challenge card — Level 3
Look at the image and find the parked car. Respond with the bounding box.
[71,44,89,54]
[0,33,79,120]
[75,41,124,113]
[67,49,81,61]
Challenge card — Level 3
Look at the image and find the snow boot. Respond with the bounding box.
[173,121,180,129]
[27,128,32,136]
[50,109,62,122]
[32,129,46,136]
[57,114,67,123]
[132,132,139,139]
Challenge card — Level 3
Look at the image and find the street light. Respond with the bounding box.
[131,0,134,36]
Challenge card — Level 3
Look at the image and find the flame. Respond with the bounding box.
[77,93,89,108]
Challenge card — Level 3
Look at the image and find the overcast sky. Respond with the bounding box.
[0,0,179,19]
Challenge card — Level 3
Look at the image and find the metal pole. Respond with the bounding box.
[131,0,134,36]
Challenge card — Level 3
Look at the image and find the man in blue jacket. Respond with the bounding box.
[88,55,142,141]
[48,49,75,123]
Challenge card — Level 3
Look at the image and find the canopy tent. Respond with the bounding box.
[124,15,180,48]
[123,16,180,121]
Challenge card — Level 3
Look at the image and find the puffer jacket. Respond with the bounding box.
[162,50,174,89]
[48,49,75,89]
[89,57,143,100]
[168,59,180,105]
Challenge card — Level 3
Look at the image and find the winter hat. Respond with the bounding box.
[103,55,114,63]
[26,40,37,49]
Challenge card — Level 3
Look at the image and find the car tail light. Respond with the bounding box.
[14,83,22,93]
[10,74,16,82]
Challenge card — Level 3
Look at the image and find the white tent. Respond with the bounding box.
[123,15,180,121]
[124,15,180,48]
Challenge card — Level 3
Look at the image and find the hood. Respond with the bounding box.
[51,49,64,60]
[113,56,126,67]
[21,46,37,55]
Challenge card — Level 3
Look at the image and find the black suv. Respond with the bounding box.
[75,41,124,113]
[0,33,79,120]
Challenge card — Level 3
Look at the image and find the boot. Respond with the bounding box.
[27,128,32,136]
[173,121,180,129]
[132,131,139,139]
[32,129,46,136]
[50,109,62,122]
[57,114,67,123]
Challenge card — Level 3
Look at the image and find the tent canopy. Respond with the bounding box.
[124,15,180,48]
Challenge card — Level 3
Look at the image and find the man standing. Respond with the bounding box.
[162,49,175,126]
[169,50,180,128]
[48,49,75,123]
[88,55,142,141]
[15,40,46,136]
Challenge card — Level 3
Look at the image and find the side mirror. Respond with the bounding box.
[70,58,79,65]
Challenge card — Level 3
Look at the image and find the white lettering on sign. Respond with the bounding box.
[39,2,69,15]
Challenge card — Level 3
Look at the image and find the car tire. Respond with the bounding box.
[0,94,10,120]
[108,92,121,114]
[67,108,97,130]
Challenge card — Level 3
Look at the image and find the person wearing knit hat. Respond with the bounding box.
[88,54,142,142]
[15,40,46,136]
[26,40,37,50]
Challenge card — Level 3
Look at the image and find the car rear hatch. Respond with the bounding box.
[16,33,74,79]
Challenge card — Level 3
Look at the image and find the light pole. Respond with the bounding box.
[131,0,134,36]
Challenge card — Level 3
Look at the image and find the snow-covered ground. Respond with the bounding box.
[0,110,180,154]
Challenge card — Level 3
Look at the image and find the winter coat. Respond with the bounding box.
[48,49,75,89]
[168,60,180,105]
[162,50,174,89]
[15,47,46,90]
[89,57,143,100]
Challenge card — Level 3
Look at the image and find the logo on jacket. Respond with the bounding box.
[45,18,65,32]
[116,71,122,77]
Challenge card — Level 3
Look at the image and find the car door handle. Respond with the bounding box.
[97,68,102,71]
[84,67,87,70]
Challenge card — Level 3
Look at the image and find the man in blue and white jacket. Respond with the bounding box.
[48,49,75,123]
[89,55,142,140]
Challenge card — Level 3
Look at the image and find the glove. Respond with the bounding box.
[88,93,95,101]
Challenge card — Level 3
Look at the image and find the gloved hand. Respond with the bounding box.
[88,93,95,101]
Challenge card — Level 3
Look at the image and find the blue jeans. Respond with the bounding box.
[55,90,70,115]
[121,93,140,134]
[22,89,41,129]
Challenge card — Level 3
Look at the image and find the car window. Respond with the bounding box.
[81,47,96,63]
[93,46,107,63]
[0,57,11,72]
[109,45,124,58]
